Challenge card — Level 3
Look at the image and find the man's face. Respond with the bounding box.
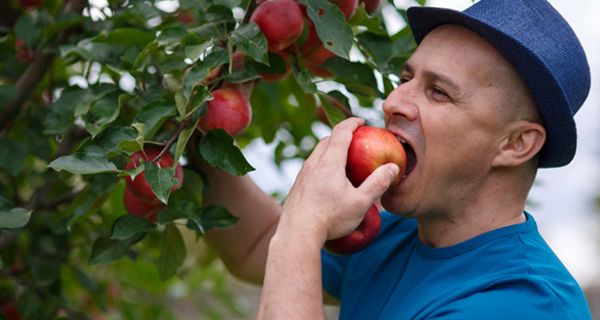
[381,25,519,218]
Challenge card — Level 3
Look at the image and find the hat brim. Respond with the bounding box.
[407,7,577,168]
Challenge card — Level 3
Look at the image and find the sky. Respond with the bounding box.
[245,0,600,288]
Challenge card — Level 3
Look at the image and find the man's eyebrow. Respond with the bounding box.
[402,62,461,93]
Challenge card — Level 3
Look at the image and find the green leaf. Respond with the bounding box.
[0,207,32,229]
[357,29,415,76]
[133,100,177,139]
[14,14,41,47]
[133,41,159,71]
[293,68,318,94]
[83,91,122,138]
[0,85,18,109]
[173,126,196,166]
[93,28,155,46]
[93,126,138,155]
[183,48,229,98]
[185,86,211,119]
[200,205,239,230]
[185,41,213,62]
[73,84,116,117]
[60,39,120,63]
[0,255,3,269]
[349,7,387,36]
[44,88,94,135]
[48,150,118,175]
[323,58,380,97]
[157,27,188,47]
[231,23,269,65]
[111,215,156,240]
[0,138,27,176]
[157,224,186,281]
[89,234,144,264]
[301,0,353,59]
[198,129,255,176]
[144,162,178,205]
[319,92,350,127]
[180,169,204,207]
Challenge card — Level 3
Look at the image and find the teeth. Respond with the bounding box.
[400,138,407,144]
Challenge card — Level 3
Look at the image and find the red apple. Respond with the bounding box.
[325,204,380,255]
[302,45,336,78]
[360,0,382,14]
[330,0,359,20]
[14,39,34,64]
[0,302,21,320]
[123,187,162,222]
[124,147,184,201]
[325,126,406,255]
[176,10,196,25]
[346,126,406,187]
[250,0,304,53]
[19,0,43,9]
[198,87,252,136]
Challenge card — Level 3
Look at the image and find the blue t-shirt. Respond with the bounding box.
[322,212,591,319]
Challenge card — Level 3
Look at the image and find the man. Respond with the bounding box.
[204,0,592,318]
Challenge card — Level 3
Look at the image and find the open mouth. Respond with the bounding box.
[399,139,417,178]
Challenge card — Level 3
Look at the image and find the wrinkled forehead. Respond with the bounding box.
[409,24,519,86]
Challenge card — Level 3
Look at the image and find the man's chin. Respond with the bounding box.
[381,196,415,218]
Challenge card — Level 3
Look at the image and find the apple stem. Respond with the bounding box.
[242,0,258,24]
[152,120,189,162]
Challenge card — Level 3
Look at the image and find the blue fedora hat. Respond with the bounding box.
[407,0,591,168]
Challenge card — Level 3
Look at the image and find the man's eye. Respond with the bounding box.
[400,77,411,84]
[431,86,451,101]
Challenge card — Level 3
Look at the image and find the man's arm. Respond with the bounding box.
[256,118,400,318]
[201,162,281,284]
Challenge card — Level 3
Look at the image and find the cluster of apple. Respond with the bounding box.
[187,0,387,142]
[123,146,184,222]
[251,0,382,79]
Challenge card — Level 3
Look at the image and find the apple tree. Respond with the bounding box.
[0,0,420,317]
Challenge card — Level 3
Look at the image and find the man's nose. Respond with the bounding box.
[382,83,418,122]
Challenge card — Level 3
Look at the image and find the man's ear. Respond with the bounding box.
[492,121,546,167]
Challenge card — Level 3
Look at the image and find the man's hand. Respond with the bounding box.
[256,117,399,319]
[279,117,400,244]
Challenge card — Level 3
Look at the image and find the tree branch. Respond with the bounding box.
[0,0,87,132]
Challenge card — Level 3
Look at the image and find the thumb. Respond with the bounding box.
[357,163,400,201]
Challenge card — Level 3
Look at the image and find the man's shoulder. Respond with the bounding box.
[427,273,592,319]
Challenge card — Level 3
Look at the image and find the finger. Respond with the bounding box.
[305,136,330,166]
[357,163,400,202]
[325,117,365,160]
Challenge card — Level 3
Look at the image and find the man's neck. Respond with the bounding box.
[415,174,529,248]
[416,209,526,248]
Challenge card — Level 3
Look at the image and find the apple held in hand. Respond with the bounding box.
[346,126,406,187]
[250,0,304,53]
[325,126,406,255]
[198,87,252,136]
[325,204,381,255]
[124,146,184,201]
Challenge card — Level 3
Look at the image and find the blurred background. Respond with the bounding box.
[238,0,600,318]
